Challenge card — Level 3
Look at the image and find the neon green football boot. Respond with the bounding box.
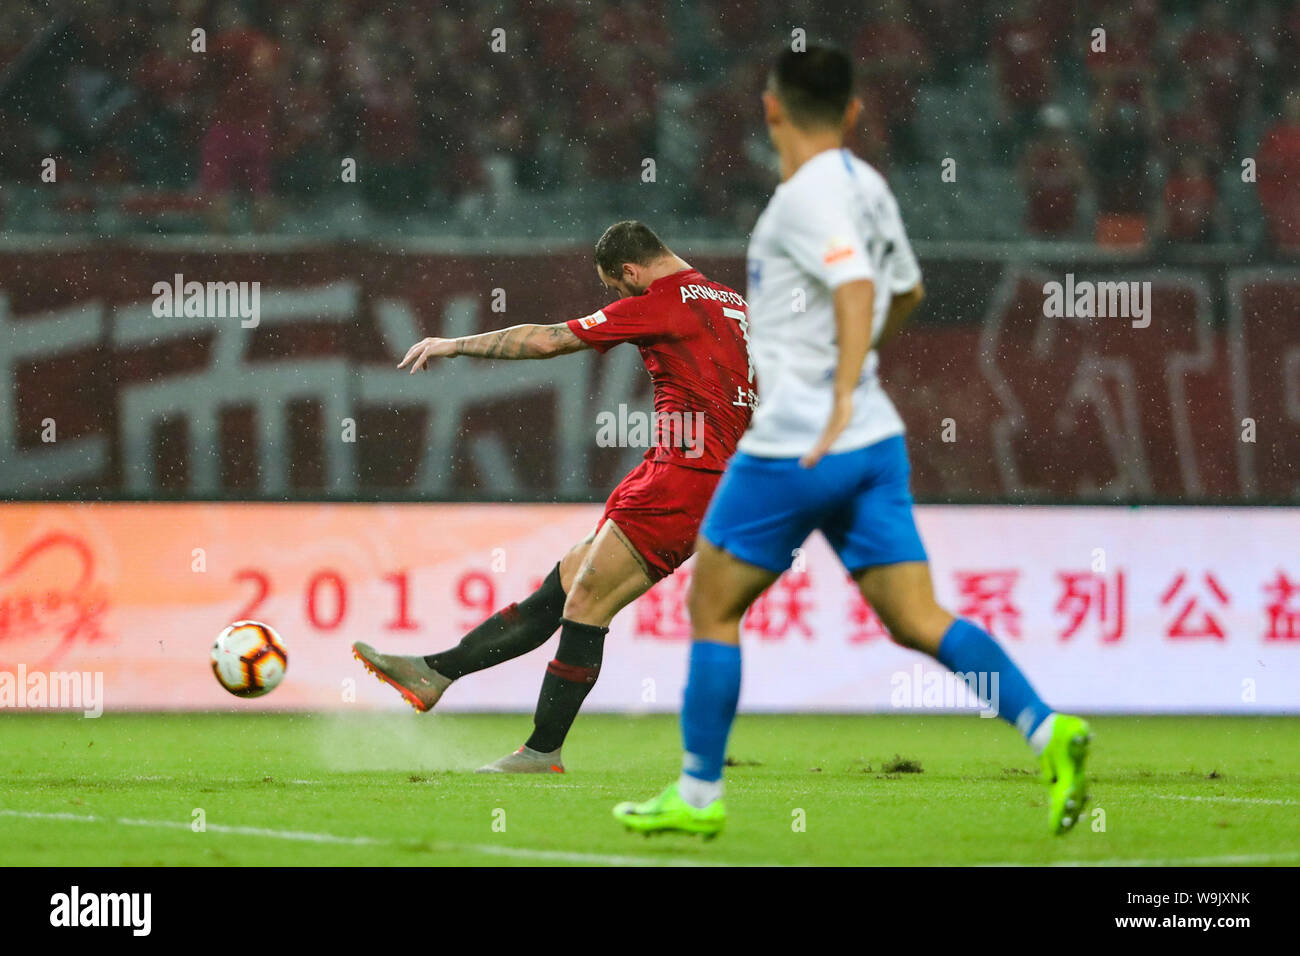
[1039,714,1092,835]
[613,783,726,839]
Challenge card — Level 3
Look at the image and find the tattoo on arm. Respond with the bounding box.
[541,324,584,354]
[484,328,521,359]
[454,323,588,360]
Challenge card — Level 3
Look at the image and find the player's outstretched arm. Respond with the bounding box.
[802,278,876,468]
[398,323,590,372]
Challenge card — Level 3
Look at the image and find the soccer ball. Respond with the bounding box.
[210,621,288,697]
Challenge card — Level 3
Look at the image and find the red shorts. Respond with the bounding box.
[598,459,722,581]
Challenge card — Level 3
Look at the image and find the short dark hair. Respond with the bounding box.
[594,220,670,276]
[770,45,853,128]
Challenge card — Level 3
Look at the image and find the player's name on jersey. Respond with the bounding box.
[679,283,746,307]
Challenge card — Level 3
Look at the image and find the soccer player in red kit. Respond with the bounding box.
[353,221,754,772]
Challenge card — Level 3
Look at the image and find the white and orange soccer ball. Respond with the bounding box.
[210,621,288,697]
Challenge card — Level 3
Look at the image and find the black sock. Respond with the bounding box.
[524,618,607,753]
[424,564,566,680]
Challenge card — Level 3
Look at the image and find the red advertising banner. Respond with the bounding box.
[0,245,1295,503]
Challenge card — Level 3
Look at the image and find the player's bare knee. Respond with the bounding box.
[685,581,714,626]
[558,542,589,591]
[687,578,743,632]
[562,573,600,621]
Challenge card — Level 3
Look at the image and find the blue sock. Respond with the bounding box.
[680,640,742,782]
[936,618,1053,738]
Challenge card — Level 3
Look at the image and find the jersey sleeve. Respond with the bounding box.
[881,189,923,294]
[776,186,876,291]
[566,293,683,353]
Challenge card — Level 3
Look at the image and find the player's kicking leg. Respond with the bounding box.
[476,518,654,773]
[351,535,589,711]
[855,561,1091,835]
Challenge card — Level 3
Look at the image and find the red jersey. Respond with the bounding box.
[567,268,753,473]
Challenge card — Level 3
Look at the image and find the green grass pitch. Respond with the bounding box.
[1,712,1297,866]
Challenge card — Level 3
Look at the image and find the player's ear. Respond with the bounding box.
[843,96,863,134]
[762,90,783,126]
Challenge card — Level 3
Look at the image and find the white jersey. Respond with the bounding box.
[739,148,922,458]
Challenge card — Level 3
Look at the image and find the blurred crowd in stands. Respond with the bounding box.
[1,0,1298,248]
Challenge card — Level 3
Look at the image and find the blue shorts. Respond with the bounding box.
[700,434,928,575]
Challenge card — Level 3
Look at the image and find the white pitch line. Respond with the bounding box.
[0,809,746,867]
[980,850,1300,867]
[1165,794,1300,807]
[12,808,1292,869]
[120,816,384,846]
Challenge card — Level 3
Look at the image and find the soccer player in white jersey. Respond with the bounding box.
[615,45,1091,839]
